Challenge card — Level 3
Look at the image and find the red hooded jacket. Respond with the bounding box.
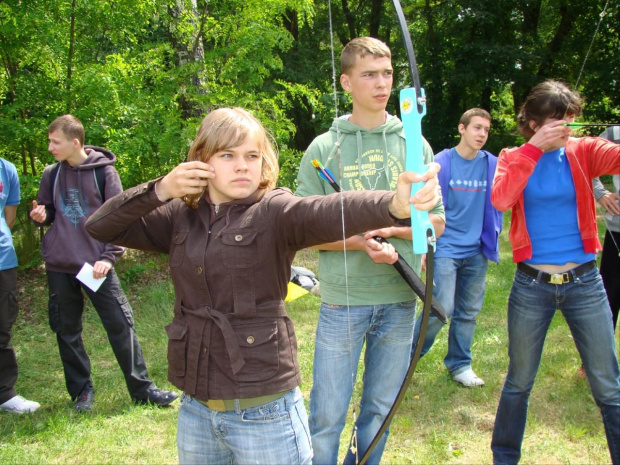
[491,137,620,263]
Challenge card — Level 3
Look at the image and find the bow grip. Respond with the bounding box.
[399,86,434,254]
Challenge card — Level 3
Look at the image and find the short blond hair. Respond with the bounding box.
[184,108,279,209]
[341,37,391,74]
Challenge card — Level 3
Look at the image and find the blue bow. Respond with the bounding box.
[357,1,438,463]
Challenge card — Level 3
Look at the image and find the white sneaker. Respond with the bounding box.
[452,368,485,387]
[0,395,41,414]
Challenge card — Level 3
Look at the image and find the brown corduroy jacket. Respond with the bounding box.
[86,180,404,400]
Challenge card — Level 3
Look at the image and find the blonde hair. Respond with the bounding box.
[184,108,279,209]
[341,37,391,74]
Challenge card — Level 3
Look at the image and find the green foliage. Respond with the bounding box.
[277,146,304,191]
[13,211,43,270]
[116,251,168,286]
[1,0,618,267]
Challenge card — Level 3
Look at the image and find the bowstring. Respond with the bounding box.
[327,0,359,453]
[574,0,609,89]
[572,0,618,254]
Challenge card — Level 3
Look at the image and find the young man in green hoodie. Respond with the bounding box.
[296,37,445,464]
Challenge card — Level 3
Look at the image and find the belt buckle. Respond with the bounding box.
[206,399,226,411]
[549,273,570,284]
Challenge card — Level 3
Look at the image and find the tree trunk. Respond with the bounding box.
[341,0,356,43]
[66,0,76,114]
[512,0,543,114]
[369,0,384,38]
[168,0,207,119]
[282,10,299,42]
[536,0,577,80]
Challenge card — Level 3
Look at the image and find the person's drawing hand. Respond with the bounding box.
[528,120,571,152]
[155,161,215,201]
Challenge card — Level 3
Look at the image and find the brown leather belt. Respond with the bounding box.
[517,260,596,285]
[197,391,287,412]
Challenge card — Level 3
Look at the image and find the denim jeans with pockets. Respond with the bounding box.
[491,267,620,465]
[309,301,416,465]
[177,388,312,464]
[412,253,489,374]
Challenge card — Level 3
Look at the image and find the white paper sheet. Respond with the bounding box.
[76,262,107,292]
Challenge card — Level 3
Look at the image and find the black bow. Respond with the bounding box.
[357,1,438,463]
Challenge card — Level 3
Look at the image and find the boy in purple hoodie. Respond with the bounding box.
[30,115,177,412]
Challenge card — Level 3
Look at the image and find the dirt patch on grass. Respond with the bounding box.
[456,407,496,432]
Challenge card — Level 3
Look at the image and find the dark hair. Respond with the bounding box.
[48,114,85,146]
[460,108,491,127]
[517,80,582,140]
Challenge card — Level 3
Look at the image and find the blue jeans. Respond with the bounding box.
[412,253,488,374]
[177,388,312,465]
[309,301,416,465]
[491,267,620,465]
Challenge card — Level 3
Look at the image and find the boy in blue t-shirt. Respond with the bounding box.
[412,109,503,386]
[0,157,41,413]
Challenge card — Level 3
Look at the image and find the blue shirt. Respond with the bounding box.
[0,158,19,271]
[523,148,595,265]
[436,149,487,258]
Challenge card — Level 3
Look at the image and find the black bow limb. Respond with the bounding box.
[358,229,436,465]
[373,236,447,324]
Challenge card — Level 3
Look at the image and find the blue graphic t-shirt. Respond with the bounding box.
[436,149,487,258]
[0,158,20,270]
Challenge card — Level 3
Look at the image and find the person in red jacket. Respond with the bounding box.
[490,80,620,465]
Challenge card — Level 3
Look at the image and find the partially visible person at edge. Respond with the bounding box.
[593,125,620,333]
[490,80,620,465]
[85,107,442,465]
[411,108,503,387]
[29,115,178,412]
[295,37,445,465]
[0,157,41,414]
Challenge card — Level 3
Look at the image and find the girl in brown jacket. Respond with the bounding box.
[86,107,440,465]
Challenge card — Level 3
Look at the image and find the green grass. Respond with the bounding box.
[2,216,618,464]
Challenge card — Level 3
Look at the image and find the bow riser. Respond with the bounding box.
[400,86,434,254]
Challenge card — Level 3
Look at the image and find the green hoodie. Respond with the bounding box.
[296,114,444,305]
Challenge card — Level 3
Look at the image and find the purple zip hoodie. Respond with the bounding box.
[34,146,125,273]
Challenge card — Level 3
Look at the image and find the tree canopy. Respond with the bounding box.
[1,0,618,199]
